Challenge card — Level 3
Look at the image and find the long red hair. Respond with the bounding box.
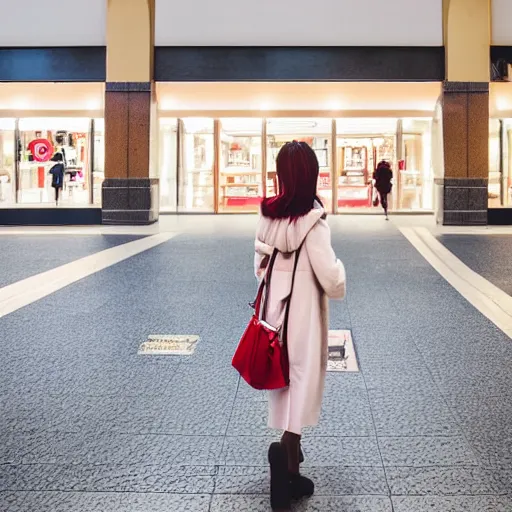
[261,141,321,220]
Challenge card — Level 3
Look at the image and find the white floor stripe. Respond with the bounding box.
[0,233,176,319]
[433,226,512,235]
[0,229,160,236]
[400,227,512,338]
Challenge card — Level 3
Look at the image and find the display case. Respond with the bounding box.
[18,123,90,204]
[219,134,262,211]
[266,130,332,206]
[337,144,372,207]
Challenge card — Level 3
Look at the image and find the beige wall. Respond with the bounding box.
[107,0,154,82]
[444,0,490,82]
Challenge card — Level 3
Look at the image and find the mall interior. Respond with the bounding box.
[0,0,510,227]
[2,2,512,511]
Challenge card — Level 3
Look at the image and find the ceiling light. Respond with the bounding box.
[326,101,343,110]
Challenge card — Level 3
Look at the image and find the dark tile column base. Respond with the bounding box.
[441,178,488,226]
[102,178,159,225]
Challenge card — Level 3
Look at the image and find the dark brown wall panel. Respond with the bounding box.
[155,46,445,82]
[0,47,106,81]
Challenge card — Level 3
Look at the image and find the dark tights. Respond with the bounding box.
[281,431,301,474]
[379,192,388,215]
[54,187,60,204]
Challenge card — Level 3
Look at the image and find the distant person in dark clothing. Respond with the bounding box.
[49,152,65,205]
[373,160,393,220]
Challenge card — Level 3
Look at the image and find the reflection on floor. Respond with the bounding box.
[1,217,511,512]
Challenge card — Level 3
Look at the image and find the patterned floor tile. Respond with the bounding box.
[379,436,478,467]
[392,495,512,512]
[210,495,393,512]
[386,466,507,496]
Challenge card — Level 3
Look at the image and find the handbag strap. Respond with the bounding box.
[255,248,279,320]
[281,244,303,347]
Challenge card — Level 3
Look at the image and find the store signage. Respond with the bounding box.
[28,138,54,163]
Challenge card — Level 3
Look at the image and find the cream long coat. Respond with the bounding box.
[254,205,346,435]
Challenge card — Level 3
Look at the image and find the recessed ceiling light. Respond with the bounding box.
[327,101,343,110]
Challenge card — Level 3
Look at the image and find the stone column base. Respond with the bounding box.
[441,178,488,226]
[102,178,159,225]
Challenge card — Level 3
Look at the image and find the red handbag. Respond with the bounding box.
[232,245,302,390]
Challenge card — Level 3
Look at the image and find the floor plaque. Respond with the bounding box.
[327,330,359,372]
[138,335,199,356]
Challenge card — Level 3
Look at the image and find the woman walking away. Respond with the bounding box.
[254,141,346,511]
[373,160,393,220]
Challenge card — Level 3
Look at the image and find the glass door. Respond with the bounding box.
[92,119,105,205]
[159,118,178,211]
[400,118,433,210]
[0,119,15,205]
[218,118,263,213]
[178,118,215,212]
[336,118,397,210]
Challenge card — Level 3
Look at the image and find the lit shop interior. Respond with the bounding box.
[3,82,512,214]
[158,117,435,213]
[489,84,512,209]
[157,82,440,213]
[0,83,104,207]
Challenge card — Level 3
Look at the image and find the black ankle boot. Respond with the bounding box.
[290,472,315,500]
[268,442,291,511]
[299,446,304,464]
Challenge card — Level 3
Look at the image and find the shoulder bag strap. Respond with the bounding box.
[281,243,303,346]
[256,248,279,320]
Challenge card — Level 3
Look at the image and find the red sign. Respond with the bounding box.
[37,166,45,188]
[28,138,54,162]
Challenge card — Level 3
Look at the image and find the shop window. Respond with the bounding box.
[266,118,332,211]
[0,119,15,205]
[219,118,263,213]
[159,118,178,211]
[336,118,397,210]
[178,118,214,212]
[504,119,512,207]
[489,119,512,208]
[92,119,105,206]
[400,118,433,210]
[18,118,92,205]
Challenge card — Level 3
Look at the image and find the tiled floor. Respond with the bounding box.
[0,235,145,288]
[437,234,512,296]
[0,216,511,512]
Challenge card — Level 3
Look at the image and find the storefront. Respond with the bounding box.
[157,116,434,214]
[0,83,105,209]
[0,82,438,217]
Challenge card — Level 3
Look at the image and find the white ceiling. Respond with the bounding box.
[156,0,442,46]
